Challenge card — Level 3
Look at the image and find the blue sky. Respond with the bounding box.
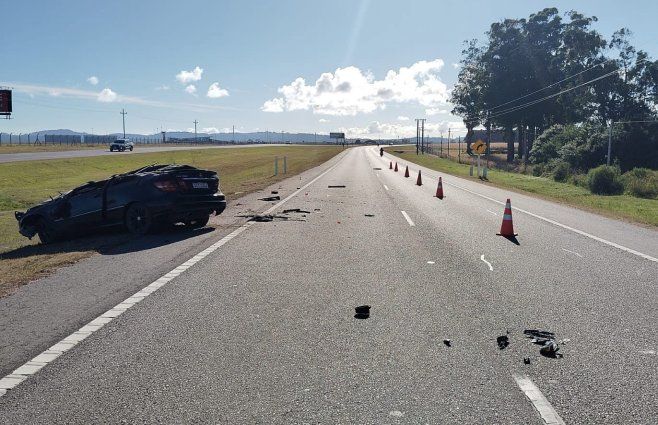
[1,0,656,138]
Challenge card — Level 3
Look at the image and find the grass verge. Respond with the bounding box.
[388,147,658,227]
[0,143,212,154]
[0,145,342,296]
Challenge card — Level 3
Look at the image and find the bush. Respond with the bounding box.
[569,174,588,188]
[587,165,624,195]
[622,168,658,198]
[532,163,545,177]
[551,161,571,182]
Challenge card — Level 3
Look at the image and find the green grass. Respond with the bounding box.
[389,148,658,227]
[0,145,341,254]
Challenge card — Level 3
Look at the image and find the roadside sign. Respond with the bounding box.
[472,139,486,154]
[330,132,345,139]
[0,89,12,117]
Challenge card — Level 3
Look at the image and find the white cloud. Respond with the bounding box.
[155,85,170,91]
[176,66,204,84]
[97,88,117,102]
[425,108,449,116]
[319,118,329,123]
[262,58,449,116]
[87,76,99,85]
[206,82,229,98]
[262,98,284,112]
[201,127,220,134]
[184,84,197,94]
[397,115,410,121]
[339,120,465,138]
[452,63,461,69]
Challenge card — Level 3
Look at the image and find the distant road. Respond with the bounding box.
[0,144,285,163]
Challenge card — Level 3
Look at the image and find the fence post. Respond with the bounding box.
[274,156,278,176]
[283,156,287,174]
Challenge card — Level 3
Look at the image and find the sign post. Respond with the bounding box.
[330,132,346,148]
[471,139,487,178]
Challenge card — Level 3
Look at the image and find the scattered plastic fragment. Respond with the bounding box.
[354,305,370,319]
[540,340,560,357]
[282,208,311,214]
[524,357,531,364]
[271,190,279,194]
[497,335,509,350]
[328,185,346,188]
[364,214,375,217]
[258,196,280,201]
[373,167,382,170]
[443,339,452,347]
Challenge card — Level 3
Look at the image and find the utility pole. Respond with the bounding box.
[120,109,127,138]
[607,121,613,166]
[232,125,235,143]
[193,120,198,142]
[421,119,425,154]
[415,119,420,155]
[447,128,451,159]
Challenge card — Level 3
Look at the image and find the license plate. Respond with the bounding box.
[192,182,209,189]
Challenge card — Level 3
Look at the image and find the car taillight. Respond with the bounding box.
[153,179,179,192]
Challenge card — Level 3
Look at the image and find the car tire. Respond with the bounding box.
[124,203,153,235]
[129,146,133,151]
[186,215,210,229]
[36,218,59,244]
[110,147,114,152]
[120,147,125,152]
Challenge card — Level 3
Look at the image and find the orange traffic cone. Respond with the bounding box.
[404,165,410,178]
[394,162,398,172]
[436,177,444,199]
[416,170,422,186]
[497,198,518,237]
[389,161,393,169]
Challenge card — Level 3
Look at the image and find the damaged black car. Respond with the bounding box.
[15,164,227,244]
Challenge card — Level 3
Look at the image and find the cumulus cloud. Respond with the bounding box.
[397,115,410,121]
[452,63,461,69]
[319,118,329,123]
[339,120,465,138]
[97,88,117,102]
[202,127,220,134]
[206,82,229,98]
[176,66,204,84]
[87,76,99,85]
[184,84,197,94]
[426,107,449,116]
[262,58,449,116]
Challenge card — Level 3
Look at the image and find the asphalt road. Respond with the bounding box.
[0,146,656,423]
[0,143,285,163]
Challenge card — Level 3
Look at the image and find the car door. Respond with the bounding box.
[102,175,139,225]
[66,184,104,229]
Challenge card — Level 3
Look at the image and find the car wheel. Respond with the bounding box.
[36,218,59,244]
[129,146,134,151]
[120,147,125,152]
[186,215,210,229]
[124,203,153,235]
[110,147,114,152]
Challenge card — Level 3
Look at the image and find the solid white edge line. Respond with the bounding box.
[0,150,348,398]
[378,149,657,263]
[513,374,566,425]
[401,211,415,226]
[480,254,494,271]
[383,184,389,191]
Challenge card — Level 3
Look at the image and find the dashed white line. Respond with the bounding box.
[0,151,348,398]
[513,374,566,425]
[401,211,415,226]
[383,184,390,191]
[561,248,583,258]
[480,255,493,271]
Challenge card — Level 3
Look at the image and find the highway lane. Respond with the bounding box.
[0,143,285,163]
[0,146,656,423]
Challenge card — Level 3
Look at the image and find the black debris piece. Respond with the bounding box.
[297,187,301,189]
[258,196,280,201]
[314,208,321,211]
[354,305,370,319]
[524,357,531,364]
[282,208,311,214]
[497,335,509,350]
[523,329,555,340]
[539,340,560,358]
[443,339,452,347]
[328,185,346,188]
[373,167,382,170]
[271,190,279,194]
[364,214,375,217]
[237,214,291,222]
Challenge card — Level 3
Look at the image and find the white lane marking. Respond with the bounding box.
[0,151,348,398]
[513,374,566,425]
[561,248,583,258]
[401,211,415,226]
[480,255,493,271]
[486,209,498,216]
[383,184,389,191]
[427,261,435,264]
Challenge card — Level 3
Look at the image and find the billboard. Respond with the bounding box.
[0,90,11,116]
[330,132,345,139]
